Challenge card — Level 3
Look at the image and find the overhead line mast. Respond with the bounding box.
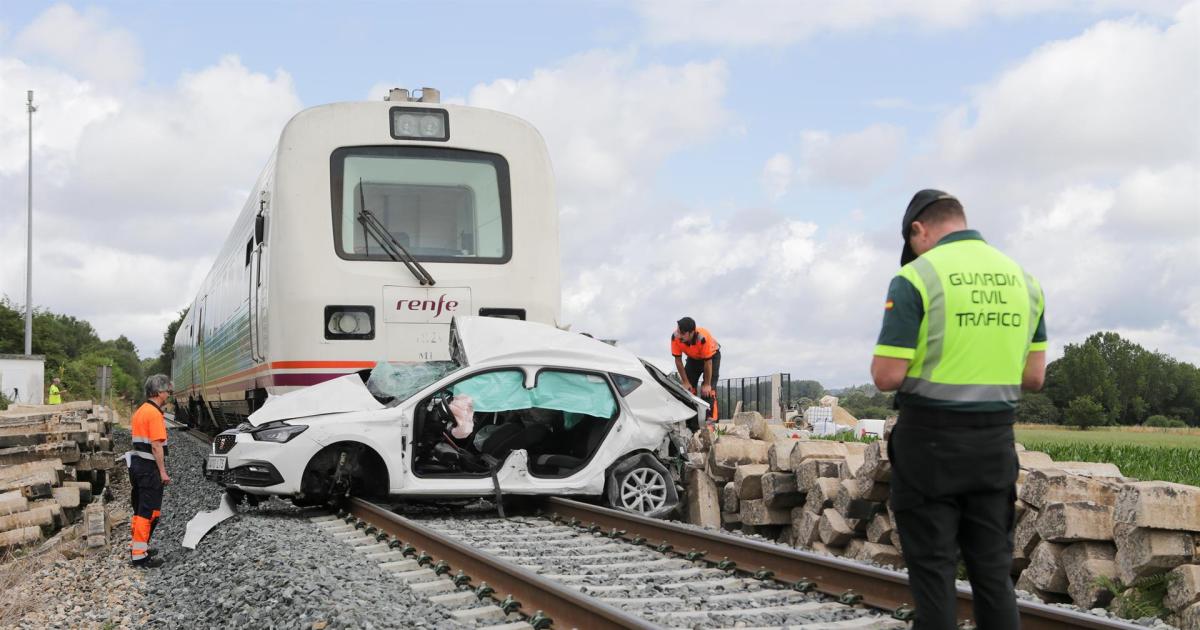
[25,90,36,356]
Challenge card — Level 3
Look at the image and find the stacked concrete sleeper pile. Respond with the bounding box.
[684,411,1200,627]
[0,401,117,552]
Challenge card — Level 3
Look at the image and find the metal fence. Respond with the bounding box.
[715,373,791,420]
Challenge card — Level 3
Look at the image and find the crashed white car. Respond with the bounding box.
[203,316,704,517]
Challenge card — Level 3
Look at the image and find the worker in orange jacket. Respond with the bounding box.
[671,317,721,422]
[127,374,172,568]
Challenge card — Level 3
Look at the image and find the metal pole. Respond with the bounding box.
[24,90,36,356]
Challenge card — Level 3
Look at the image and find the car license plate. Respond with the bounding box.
[207,456,227,471]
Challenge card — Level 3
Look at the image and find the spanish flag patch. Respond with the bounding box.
[885,300,894,310]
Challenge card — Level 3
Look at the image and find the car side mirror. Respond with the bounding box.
[255,214,267,245]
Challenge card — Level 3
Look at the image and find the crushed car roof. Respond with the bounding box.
[453,316,649,377]
[247,317,681,427]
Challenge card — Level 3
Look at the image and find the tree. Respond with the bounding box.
[1016,392,1059,424]
[788,380,824,405]
[836,384,894,420]
[1064,395,1107,430]
[0,299,153,412]
[1045,331,1200,427]
[146,308,188,377]
[1144,415,1186,428]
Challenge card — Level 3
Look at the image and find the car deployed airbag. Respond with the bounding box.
[451,370,616,420]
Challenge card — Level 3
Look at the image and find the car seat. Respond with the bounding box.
[532,417,612,474]
[474,420,551,460]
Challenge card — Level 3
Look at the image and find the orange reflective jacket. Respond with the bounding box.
[671,327,720,361]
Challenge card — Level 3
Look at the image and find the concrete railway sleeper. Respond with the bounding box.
[322,497,909,629]
[315,496,1154,629]
[536,497,1150,630]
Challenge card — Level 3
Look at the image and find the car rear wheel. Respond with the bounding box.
[605,453,679,518]
[619,467,668,513]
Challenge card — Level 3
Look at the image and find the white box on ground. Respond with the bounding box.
[0,354,45,404]
[856,419,886,439]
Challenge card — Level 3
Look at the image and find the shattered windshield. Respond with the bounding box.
[366,361,460,402]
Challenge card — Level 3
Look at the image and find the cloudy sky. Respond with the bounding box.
[0,1,1196,387]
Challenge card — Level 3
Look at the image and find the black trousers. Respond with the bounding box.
[130,457,164,538]
[683,350,721,390]
[888,407,1019,630]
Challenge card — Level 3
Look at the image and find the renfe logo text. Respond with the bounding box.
[396,294,460,319]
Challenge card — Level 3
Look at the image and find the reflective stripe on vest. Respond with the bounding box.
[130,436,155,460]
[896,238,1043,405]
[130,437,168,460]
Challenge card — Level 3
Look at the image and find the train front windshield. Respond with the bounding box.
[330,147,512,263]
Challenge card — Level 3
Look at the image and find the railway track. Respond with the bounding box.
[178,423,1149,629]
[319,496,1149,630]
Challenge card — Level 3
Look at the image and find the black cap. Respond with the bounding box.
[900,189,959,266]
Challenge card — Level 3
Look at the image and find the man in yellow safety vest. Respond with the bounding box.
[871,190,1046,630]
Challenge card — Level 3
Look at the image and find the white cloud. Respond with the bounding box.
[933,6,1198,191]
[466,49,730,264]
[0,6,303,356]
[922,4,1200,364]
[562,209,896,385]
[12,4,142,85]
[761,152,793,199]
[69,55,301,250]
[0,57,120,176]
[635,0,1190,46]
[798,124,906,188]
[454,50,906,382]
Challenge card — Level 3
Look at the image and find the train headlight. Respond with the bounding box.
[389,107,449,141]
[324,305,375,340]
[337,313,359,334]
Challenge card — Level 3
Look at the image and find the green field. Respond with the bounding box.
[1015,425,1200,487]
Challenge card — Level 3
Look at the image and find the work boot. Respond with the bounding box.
[132,556,165,569]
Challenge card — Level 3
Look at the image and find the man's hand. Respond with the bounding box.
[700,384,713,398]
[160,473,172,485]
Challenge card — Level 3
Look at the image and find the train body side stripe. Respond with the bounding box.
[270,360,377,369]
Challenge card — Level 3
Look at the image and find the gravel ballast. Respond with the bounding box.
[132,428,466,629]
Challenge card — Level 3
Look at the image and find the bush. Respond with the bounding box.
[0,391,9,411]
[1144,415,1187,428]
[1064,395,1107,430]
[1016,392,1059,424]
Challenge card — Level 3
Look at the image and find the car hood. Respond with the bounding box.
[248,373,384,426]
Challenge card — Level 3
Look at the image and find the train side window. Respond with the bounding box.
[245,238,253,266]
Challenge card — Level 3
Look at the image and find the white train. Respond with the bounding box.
[172,89,561,433]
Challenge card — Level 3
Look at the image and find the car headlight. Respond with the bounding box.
[251,423,308,443]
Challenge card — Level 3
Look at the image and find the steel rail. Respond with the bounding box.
[540,497,1146,630]
[347,497,657,630]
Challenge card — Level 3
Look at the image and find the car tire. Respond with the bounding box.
[605,453,679,519]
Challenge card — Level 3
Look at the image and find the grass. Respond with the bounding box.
[1015,424,1200,447]
[1015,424,1200,487]
[811,431,879,444]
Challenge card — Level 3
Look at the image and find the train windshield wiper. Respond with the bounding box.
[356,180,436,286]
